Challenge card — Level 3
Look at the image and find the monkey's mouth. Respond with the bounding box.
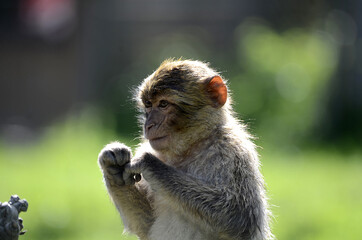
[149,135,168,142]
[148,135,169,150]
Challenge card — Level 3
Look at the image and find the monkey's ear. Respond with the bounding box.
[205,76,227,108]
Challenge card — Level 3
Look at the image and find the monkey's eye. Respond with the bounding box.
[144,100,152,108]
[159,100,169,109]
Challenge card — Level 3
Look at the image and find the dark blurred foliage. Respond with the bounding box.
[0,0,361,148]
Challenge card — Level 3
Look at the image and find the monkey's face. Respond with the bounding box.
[137,60,228,153]
[143,96,178,151]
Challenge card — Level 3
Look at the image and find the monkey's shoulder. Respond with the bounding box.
[181,140,256,184]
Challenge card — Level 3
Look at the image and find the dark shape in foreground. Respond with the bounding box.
[0,195,28,240]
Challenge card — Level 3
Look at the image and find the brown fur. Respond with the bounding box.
[98,59,273,240]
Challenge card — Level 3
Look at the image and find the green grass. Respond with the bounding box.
[261,148,362,240]
[1,116,361,240]
[0,116,138,240]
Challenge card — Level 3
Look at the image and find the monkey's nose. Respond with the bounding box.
[146,123,155,131]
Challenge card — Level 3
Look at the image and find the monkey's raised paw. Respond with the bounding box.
[98,142,140,186]
[98,142,132,167]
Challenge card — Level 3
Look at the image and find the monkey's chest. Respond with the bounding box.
[148,198,215,240]
[148,210,208,240]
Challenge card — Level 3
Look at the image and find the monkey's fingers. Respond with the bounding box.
[123,164,134,185]
[107,166,122,175]
[123,173,141,185]
[124,162,142,174]
[123,174,135,185]
[106,172,125,186]
[123,163,143,185]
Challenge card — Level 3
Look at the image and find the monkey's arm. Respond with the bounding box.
[98,142,154,239]
[128,153,257,238]
[105,181,154,238]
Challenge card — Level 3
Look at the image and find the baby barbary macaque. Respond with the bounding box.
[98,59,273,240]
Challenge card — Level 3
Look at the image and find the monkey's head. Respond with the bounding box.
[135,59,229,155]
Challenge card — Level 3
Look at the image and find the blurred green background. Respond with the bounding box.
[1,0,362,240]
